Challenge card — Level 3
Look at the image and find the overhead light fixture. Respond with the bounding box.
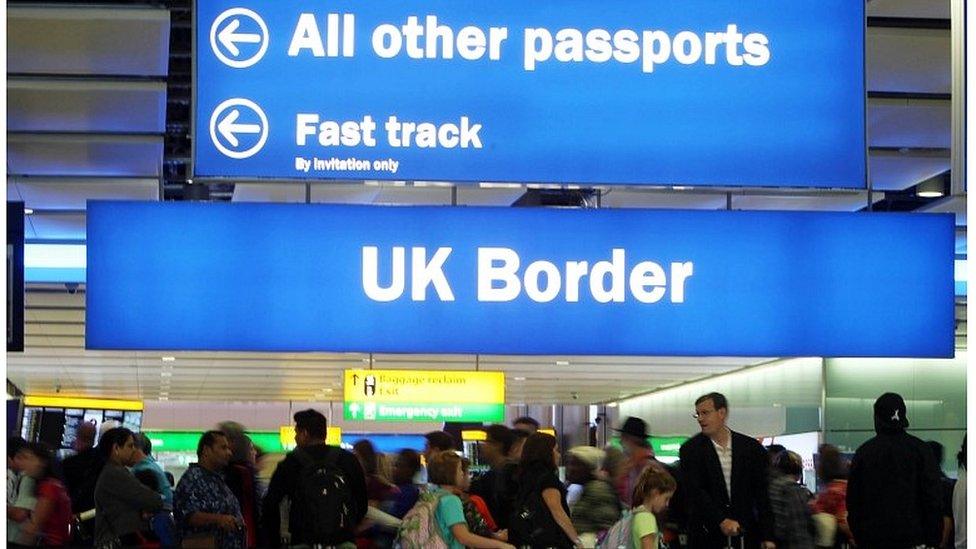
[161,356,176,362]
[160,372,172,377]
[607,402,619,408]
[24,396,143,411]
[513,376,526,381]
[555,360,570,366]
[158,396,168,401]
[916,177,945,198]
[24,208,34,215]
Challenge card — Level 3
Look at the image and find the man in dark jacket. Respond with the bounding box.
[261,409,367,547]
[679,392,775,549]
[846,393,943,549]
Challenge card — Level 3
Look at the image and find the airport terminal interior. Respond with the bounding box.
[3,0,971,548]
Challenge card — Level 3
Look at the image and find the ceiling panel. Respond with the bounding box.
[868,98,950,148]
[867,27,950,94]
[731,192,883,212]
[310,182,383,204]
[10,178,158,211]
[600,190,728,210]
[7,7,170,76]
[7,290,763,404]
[232,183,306,203]
[456,186,527,206]
[918,195,968,226]
[869,150,950,191]
[867,0,950,19]
[26,213,86,241]
[7,135,163,177]
[8,79,167,134]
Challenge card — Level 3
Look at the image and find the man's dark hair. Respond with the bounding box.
[425,431,456,452]
[8,436,28,460]
[294,409,328,440]
[695,392,729,411]
[512,429,530,442]
[133,433,153,456]
[97,428,135,461]
[485,424,516,455]
[766,444,787,458]
[197,430,227,458]
[513,416,540,429]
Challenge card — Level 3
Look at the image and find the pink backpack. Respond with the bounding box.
[395,490,449,549]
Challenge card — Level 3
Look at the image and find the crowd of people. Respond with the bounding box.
[4,391,967,548]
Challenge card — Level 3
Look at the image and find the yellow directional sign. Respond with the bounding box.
[343,369,505,422]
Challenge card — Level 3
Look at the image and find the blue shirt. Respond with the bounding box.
[174,464,245,549]
[131,456,173,507]
[428,485,466,549]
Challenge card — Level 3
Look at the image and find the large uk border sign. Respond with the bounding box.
[87,203,953,357]
[194,0,866,188]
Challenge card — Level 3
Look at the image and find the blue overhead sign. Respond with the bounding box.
[194,0,866,188]
[87,202,953,357]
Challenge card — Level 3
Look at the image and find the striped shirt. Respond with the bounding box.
[711,430,733,501]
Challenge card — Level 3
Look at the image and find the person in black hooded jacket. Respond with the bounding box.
[846,392,943,549]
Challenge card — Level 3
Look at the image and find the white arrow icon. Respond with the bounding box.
[217,19,262,57]
[210,8,269,68]
[216,109,261,147]
[209,98,268,159]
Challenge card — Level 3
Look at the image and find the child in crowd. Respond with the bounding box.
[426,452,514,549]
[630,465,677,549]
[20,443,72,547]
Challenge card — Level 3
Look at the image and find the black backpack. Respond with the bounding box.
[292,447,354,543]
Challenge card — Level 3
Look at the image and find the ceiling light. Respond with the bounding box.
[324,388,334,393]
[555,360,570,366]
[607,402,619,408]
[160,372,172,377]
[513,377,526,381]
[916,177,945,198]
[161,356,176,362]
[24,208,34,215]
[158,396,168,401]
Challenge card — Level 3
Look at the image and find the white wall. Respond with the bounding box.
[617,358,823,439]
